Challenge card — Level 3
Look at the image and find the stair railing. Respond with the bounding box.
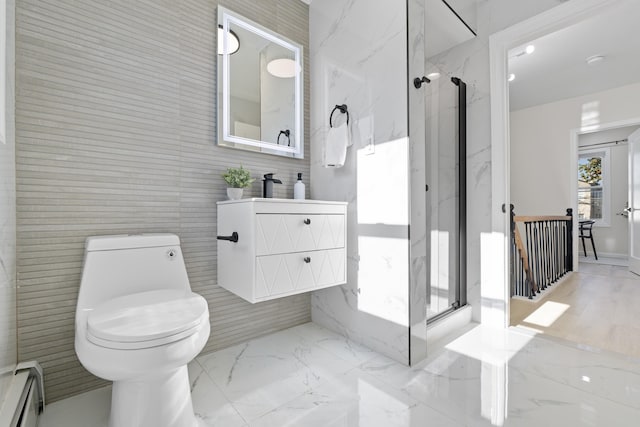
[510,205,573,299]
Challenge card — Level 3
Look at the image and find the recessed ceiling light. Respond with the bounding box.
[508,73,516,82]
[510,44,536,58]
[426,72,441,80]
[586,55,605,66]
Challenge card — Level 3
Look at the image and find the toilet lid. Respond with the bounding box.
[87,289,208,350]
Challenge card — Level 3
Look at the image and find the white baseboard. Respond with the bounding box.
[586,252,627,259]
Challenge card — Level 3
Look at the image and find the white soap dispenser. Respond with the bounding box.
[294,173,305,200]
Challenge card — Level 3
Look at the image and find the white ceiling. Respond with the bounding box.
[508,0,640,111]
[425,0,476,58]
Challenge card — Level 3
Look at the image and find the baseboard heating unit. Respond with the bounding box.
[0,362,44,427]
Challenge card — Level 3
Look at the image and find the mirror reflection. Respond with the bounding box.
[218,7,304,158]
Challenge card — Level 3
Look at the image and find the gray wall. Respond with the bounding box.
[0,0,17,405]
[15,0,310,402]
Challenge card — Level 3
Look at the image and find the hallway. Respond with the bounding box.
[510,263,640,358]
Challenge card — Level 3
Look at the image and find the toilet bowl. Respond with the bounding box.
[75,234,210,427]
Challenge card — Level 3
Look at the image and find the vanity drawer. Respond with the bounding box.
[217,199,347,303]
[255,248,346,300]
[256,214,345,255]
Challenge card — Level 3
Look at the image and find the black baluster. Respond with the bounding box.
[525,222,533,298]
[533,222,540,296]
[543,221,548,289]
[510,205,515,296]
[551,221,556,282]
[566,208,573,272]
[556,220,561,279]
[544,221,549,288]
[544,221,550,288]
[530,221,538,296]
[538,221,545,291]
[560,221,567,276]
[539,222,544,291]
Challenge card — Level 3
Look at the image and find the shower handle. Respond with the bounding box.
[414,76,431,89]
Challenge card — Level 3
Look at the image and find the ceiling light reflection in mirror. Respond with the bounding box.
[217,25,239,55]
[267,58,301,78]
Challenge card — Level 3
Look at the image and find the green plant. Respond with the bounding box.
[222,165,255,188]
[579,157,602,186]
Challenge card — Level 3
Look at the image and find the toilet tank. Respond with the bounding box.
[77,234,191,310]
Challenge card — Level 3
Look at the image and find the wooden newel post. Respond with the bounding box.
[566,208,573,272]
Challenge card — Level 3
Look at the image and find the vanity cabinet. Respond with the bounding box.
[217,199,347,303]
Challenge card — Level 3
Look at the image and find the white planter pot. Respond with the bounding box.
[227,188,244,200]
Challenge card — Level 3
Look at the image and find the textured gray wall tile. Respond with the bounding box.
[16,0,310,402]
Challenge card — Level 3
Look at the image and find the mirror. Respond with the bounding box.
[217,7,304,159]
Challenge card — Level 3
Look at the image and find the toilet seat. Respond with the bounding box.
[87,289,208,350]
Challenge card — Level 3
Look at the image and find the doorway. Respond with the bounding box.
[574,123,639,269]
[490,0,638,328]
[496,0,640,355]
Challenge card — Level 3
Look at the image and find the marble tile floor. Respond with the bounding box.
[39,321,640,426]
[511,263,640,358]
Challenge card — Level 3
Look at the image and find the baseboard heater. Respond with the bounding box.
[0,362,44,427]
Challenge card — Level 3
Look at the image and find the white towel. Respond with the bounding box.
[323,122,351,168]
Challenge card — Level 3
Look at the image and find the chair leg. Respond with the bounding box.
[581,236,587,257]
[590,236,598,260]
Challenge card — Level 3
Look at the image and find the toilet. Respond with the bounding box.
[75,234,210,427]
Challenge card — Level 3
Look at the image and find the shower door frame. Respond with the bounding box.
[426,76,467,324]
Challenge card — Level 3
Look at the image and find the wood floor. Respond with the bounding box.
[510,262,640,358]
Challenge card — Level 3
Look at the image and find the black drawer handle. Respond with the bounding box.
[303,257,311,263]
[303,218,311,225]
[217,232,239,243]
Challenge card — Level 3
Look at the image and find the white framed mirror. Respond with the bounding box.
[217,7,304,159]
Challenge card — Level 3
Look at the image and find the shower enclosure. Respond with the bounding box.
[425,76,467,322]
[310,0,478,366]
[409,0,475,324]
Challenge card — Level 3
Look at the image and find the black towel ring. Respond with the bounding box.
[329,104,349,128]
[277,129,291,146]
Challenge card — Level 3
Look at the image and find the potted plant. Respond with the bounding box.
[222,165,255,200]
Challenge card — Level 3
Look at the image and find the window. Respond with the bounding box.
[578,148,610,226]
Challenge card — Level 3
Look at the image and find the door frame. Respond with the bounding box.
[629,129,640,274]
[488,0,620,328]
[570,117,640,271]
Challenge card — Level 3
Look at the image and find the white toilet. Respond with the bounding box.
[75,234,210,427]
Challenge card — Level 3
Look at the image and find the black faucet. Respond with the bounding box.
[262,173,283,198]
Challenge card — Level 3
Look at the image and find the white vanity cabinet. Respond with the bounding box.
[217,199,347,303]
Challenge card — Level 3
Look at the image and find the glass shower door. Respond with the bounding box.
[422,68,468,322]
[425,77,461,320]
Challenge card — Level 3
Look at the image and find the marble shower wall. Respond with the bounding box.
[309,0,411,364]
[409,0,472,361]
[408,0,428,364]
[0,0,16,404]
